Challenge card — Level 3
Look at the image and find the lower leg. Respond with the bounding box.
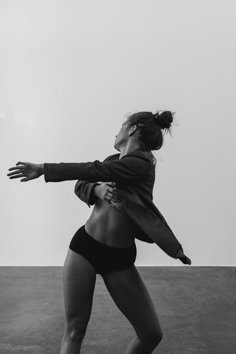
[124,335,162,354]
[59,336,82,354]
[59,325,84,354]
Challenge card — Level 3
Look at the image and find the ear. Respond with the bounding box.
[128,124,138,137]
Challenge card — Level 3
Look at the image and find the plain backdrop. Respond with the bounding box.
[0,0,235,266]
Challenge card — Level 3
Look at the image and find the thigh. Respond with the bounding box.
[101,265,162,340]
[63,248,96,324]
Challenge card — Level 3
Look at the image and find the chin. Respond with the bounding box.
[114,142,119,152]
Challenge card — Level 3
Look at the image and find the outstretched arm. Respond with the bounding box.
[7,151,151,184]
[43,152,150,183]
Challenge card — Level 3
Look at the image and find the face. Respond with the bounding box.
[114,118,131,151]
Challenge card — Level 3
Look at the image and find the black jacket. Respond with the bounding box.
[43,149,183,259]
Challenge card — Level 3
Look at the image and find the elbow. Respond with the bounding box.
[74,180,81,194]
[74,186,80,196]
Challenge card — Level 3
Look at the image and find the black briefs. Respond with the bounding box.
[69,224,137,275]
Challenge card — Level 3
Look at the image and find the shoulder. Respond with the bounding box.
[102,153,120,162]
[103,150,155,166]
[122,150,154,165]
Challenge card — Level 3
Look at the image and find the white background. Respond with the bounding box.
[1,0,235,266]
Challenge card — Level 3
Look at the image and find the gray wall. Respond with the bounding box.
[1,0,235,265]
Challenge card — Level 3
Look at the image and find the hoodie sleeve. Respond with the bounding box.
[74,180,99,208]
[43,151,151,184]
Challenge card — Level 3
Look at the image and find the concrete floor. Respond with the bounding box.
[0,266,236,354]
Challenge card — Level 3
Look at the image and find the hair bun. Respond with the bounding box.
[154,111,173,130]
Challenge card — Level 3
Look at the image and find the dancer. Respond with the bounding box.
[7,110,191,354]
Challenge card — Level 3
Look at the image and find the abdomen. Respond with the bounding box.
[85,199,139,248]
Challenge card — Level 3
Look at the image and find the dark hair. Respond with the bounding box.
[127,110,174,152]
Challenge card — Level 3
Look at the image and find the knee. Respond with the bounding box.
[141,328,163,348]
[66,318,88,343]
[154,330,163,345]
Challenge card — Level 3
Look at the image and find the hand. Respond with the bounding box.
[95,182,122,207]
[7,161,43,182]
[179,255,192,265]
[175,247,192,265]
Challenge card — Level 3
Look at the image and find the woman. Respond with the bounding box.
[7,110,191,354]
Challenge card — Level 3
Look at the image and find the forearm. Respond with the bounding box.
[93,184,99,197]
[88,183,100,205]
[42,152,151,183]
[74,180,100,207]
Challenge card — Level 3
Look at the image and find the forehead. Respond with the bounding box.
[121,120,131,129]
[122,115,132,125]
[121,112,132,122]
[119,113,135,128]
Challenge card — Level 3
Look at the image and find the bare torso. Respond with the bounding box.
[85,198,140,248]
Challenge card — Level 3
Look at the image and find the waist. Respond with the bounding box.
[85,200,138,247]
